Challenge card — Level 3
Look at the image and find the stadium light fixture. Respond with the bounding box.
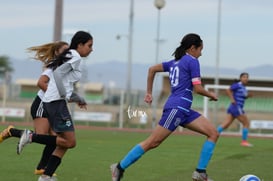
[152,0,166,129]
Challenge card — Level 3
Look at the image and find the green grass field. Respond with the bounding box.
[0,125,272,181]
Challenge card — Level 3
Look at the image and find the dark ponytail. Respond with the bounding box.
[46,49,71,70]
[172,33,203,61]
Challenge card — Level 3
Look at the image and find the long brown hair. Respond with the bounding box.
[27,41,68,66]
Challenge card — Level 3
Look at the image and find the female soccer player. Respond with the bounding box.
[111,33,219,181]
[29,41,69,175]
[16,30,93,181]
[217,72,253,147]
[0,41,69,175]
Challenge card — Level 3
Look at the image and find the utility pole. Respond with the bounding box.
[126,0,134,106]
[53,0,63,41]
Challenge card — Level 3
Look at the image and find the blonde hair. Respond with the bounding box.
[27,41,68,65]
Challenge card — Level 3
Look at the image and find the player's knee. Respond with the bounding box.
[68,140,76,148]
[63,139,76,148]
[243,121,250,128]
[208,129,219,142]
[211,130,219,141]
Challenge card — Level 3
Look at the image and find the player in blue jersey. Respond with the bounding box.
[111,33,219,181]
[217,72,253,147]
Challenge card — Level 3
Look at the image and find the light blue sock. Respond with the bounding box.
[217,126,224,133]
[197,140,215,170]
[242,128,248,141]
[120,144,145,170]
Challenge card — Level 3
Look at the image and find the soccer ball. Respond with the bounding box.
[239,174,261,181]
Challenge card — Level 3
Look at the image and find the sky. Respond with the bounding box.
[1,0,273,70]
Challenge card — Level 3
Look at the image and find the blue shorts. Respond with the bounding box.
[43,100,74,133]
[227,104,245,117]
[158,108,201,131]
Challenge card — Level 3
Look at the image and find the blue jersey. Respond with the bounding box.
[162,54,201,112]
[230,81,248,108]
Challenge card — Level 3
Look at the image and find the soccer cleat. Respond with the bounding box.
[0,125,14,143]
[35,169,57,177]
[110,163,124,181]
[192,171,213,181]
[38,175,57,181]
[240,140,253,147]
[35,169,45,175]
[17,129,32,155]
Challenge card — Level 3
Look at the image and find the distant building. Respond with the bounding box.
[15,79,104,103]
[15,79,38,98]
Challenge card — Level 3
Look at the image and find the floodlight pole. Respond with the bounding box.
[213,0,222,124]
[152,0,166,129]
[53,0,63,41]
[126,0,134,107]
[215,0,222,88]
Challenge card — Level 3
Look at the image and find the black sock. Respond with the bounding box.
[32,134,57,146]
[44,155,61,177]
[196,168,206,173]
[117,163,124,172]
[9,128,23,138]
[36,145,56,170]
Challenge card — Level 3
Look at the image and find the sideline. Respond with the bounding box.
[0,121,272,139]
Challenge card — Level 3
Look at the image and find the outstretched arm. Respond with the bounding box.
[144,63,164,104]
[194,84,218,101]
[69,92,87,109]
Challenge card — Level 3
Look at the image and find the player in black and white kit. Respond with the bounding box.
[30,68,56,174]
[31,42,69,175]
[17,31,93,181]
[0,41,69,176]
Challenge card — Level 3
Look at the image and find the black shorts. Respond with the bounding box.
[30,96,47,119]
[43,100,74,133]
